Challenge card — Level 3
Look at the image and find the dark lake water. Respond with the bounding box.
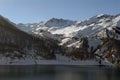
[0,65,119,80]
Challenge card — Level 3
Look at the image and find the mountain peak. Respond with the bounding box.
[44,18,76,27]
[47,18,72,22]
[95,14,113,19]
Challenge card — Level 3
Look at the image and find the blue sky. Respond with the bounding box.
[0,0,120,23]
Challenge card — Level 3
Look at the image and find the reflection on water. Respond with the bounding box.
[0,65,119,80]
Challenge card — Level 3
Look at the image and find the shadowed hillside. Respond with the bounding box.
[0,16,63,60]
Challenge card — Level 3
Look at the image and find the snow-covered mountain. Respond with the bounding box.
[17,18,76,33]
[16,14,117,48]
[16,14,120,66]
[0,14,120,66]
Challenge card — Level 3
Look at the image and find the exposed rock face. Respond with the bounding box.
[95,38,120,64]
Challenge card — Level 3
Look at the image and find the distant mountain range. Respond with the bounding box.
[0,14,120,66]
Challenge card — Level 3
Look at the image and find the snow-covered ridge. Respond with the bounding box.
[17,18,76,33]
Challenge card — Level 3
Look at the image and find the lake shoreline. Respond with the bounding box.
[0,60,114,67]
